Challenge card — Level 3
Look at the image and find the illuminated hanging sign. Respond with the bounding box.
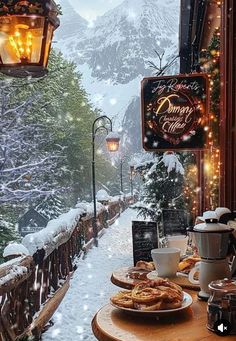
[141,74,209,150]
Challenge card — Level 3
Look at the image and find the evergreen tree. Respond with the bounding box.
[0,49,119,225]
[0,215,20,262]
[36,195,64,220]
[133,152,185,223]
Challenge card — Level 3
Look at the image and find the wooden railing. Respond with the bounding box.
[0,197,133,341]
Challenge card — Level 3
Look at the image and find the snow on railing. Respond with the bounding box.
[22,207,87,258]
[0,196,134,341]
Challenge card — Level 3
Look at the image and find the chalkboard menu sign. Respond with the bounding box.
[162,209,188,235]
[141,74,209,151]
[132,221,158,266]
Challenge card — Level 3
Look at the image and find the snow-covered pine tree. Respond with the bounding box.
[36,195,64,220]
[0,77,66,205]
[133,152,185,223]
[0,214,20,262]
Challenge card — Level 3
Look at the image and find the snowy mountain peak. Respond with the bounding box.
[55,0,88,39]
[58,0,179,84]
[56,0,180,148]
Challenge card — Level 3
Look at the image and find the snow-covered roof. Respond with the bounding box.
[105,131,120,140]
[3,243,30,258]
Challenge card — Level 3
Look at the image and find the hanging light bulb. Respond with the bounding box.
[9,24,33,63]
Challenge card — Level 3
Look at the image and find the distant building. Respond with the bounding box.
[18,208,48,237]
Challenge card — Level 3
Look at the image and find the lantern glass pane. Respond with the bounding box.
[0,16,45,65]
[106,141,119,152]
[44,23,53,66]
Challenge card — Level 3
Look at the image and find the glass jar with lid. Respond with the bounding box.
[207,279,236,334]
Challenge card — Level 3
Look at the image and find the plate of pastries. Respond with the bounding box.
[127,261,156,280]
[110,278,192,315]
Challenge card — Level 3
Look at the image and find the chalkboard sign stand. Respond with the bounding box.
[132,221,158,266]
[162,209,188,236]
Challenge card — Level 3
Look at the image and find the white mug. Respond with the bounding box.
[188,260,231,295]
[151,247,180,278]
[166,235,188,256]
[188,261,201,285]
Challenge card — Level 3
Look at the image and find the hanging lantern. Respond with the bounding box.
[0,0,60,78]
[106,132,120,152]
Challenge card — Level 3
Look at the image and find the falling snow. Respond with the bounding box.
[43,208,141,341]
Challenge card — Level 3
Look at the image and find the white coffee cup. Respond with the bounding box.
[151,247,181,278]
[188,261,201,285]
[166,235,188,256]
[188,260,231,300]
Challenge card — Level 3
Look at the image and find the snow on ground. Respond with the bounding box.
[43,208,139,341]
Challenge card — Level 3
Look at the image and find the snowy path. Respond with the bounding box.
[43,208,138,341]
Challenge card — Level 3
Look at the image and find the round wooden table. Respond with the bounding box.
[92,290,234,341]
[110,267,141,289]
[111,267,199,290]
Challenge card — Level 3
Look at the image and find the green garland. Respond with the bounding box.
[200,30,220,144]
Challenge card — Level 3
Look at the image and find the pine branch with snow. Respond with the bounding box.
[0,79,66,205]
[131,152,186,226]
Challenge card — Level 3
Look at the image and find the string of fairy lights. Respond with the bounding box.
[200,0,221,210]
[183,0,222,215]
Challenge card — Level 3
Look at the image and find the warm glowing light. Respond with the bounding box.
[204,162,211,173]
[106,132,120,152]
[106,141,119,152]
[9,25,33,62]
[0,0,59,77]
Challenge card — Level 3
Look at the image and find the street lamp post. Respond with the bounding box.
[92,115,120,246]
[120,159,124,193]
[120,157,133,195]
[130,165,134,196]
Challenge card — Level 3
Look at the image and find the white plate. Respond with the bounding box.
[111,291,193,315]
[147,270,160,280]
[147,270,188,279]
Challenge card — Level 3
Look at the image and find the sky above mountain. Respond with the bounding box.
[67,0,124,21]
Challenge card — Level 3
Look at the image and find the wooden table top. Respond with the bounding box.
[92,290,234,341]
[111,267,199,291]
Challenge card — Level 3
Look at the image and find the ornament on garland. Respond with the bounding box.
[0,1,47,15]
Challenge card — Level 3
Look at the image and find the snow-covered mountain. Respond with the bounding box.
[56,0,180,152]
[56,0,88,39]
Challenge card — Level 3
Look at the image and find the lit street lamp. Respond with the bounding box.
[0,0,60,77]
[92,115,120,246]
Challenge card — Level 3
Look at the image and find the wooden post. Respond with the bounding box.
[220,0,236,209]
